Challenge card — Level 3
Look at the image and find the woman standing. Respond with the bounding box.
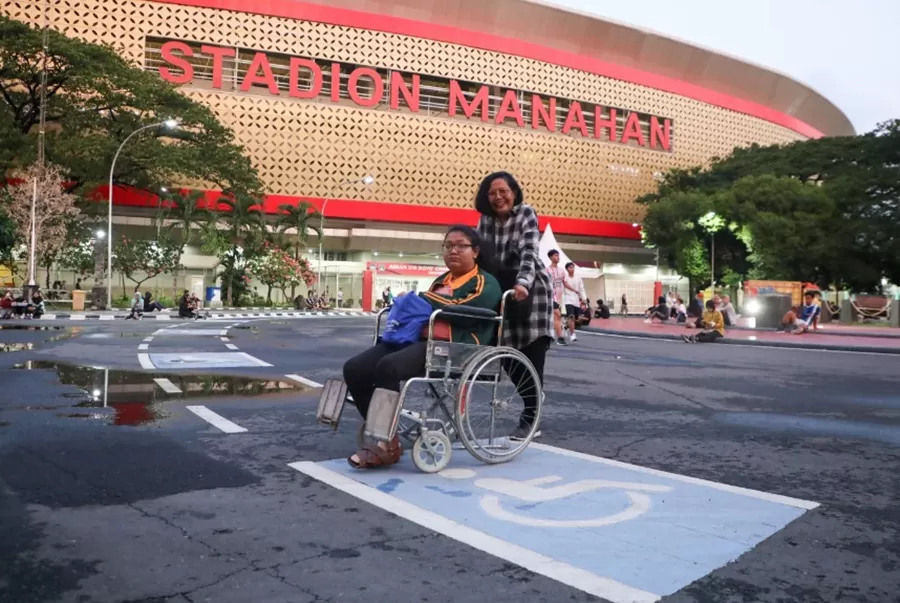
[475,171,553,439]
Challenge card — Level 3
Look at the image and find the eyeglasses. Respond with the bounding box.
[442,243,473,252]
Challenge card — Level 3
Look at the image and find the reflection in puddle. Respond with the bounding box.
[714,412,900,446]
[1,343,33,352]
[0,325,65,331]
[12,360,311,427]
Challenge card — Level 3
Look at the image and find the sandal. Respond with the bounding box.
[348,438,402,469]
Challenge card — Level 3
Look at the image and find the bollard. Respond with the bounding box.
[839,300,857,325]
[890,301,900,328]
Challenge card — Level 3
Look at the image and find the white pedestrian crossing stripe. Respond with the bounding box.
[147,352,272,369]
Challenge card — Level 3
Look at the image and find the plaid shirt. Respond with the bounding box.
[477,204,554,349]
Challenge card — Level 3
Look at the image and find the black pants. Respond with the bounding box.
[505,335,550,427]
[342,341,427,419]
[695,330,722,343]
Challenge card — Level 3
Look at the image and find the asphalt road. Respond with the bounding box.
[1,317,898,603]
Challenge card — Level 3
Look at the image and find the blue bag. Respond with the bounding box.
[381,294,434,345]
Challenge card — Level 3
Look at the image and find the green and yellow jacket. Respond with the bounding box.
[419,266,502,345]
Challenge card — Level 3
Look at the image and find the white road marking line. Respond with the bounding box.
[99,315,114,321]
[186,405,247,434]
[225,343,239,350]
[70,315,85,321]
[43,314,56,320]
[143,337,154,343]
[529,443,820,510]
[137,353,154,369]
[284,374,323,388]
[153,377,182,394]
[138,343,149,351]
[220,336,230,342]
[290,461,658,603]
[580,331,899,357]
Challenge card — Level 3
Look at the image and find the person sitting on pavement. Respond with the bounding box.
[594,298,611,319]
[673,297,688,323]
[342,225,502,470]
[126,288,144,320]
[683,299,725,343]
[143,291,165,313]
[178,289,197,319]
[30,289,45,319]
[718,295,738,326]
[644,296,669,323]
[1,291,14,319]
[778,292,820,334]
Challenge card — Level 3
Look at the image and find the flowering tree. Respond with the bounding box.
[247,243,316,305]
[56,237,97,281]
[112,234,182,292]
[1,163,81,284]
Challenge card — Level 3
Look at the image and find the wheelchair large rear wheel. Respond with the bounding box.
[455,346,543,464]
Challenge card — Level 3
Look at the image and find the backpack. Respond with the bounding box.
[381,294,434,345]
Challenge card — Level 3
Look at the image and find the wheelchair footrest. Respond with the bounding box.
[364,388,402,442]
[316,379,349,429]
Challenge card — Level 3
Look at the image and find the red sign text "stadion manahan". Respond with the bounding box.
[155,40,673,151]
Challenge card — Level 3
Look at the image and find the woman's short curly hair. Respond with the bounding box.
[474,172,524,217]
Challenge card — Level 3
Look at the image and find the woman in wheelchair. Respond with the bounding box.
[343,225,502,469]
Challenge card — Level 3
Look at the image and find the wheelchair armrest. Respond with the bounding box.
[437,305,499,321]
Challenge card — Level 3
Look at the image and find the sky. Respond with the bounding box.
[543,0,899,134]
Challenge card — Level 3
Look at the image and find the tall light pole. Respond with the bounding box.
[26,0,50,294]
[106,119,177,309]
[317,175,374,292]
[699,211,724,293]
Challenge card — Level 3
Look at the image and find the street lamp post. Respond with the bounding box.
[317,175,374,293]
[106,119,177,309]
[699,211,724,293]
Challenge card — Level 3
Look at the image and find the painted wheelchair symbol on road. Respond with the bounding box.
[440,468,672,528]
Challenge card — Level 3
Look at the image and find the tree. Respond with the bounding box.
[55,231,98,282]
[275,201,321,300]
[1,162,81,284]
[112,234,181,292]
[247,243,316,304]
[0,15,262,197]
[159,189,210,249]
[206,193,268,306]
[640,119,900,291]
[0,209,15,266]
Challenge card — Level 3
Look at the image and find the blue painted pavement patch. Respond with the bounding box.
[291,443,818,603]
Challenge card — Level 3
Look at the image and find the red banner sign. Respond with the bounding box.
[367,261,446,276]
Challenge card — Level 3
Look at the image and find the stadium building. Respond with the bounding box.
[5,0,853,309]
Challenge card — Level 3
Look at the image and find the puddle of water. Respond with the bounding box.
[714,412,900,446]
[0,325,65,331]
[1,343,34,352]
[10,360,312,427]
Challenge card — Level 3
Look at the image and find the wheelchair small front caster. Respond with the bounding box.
[411,431,452,473]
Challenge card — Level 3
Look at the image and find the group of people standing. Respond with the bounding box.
[546,250,588,345]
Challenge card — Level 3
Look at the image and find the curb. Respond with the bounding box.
[613,318,900,340]
[583,326,900,355]
[38,311,375,321]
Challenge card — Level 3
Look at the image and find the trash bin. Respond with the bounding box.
[205,287,221,303]
[71,289,86,312]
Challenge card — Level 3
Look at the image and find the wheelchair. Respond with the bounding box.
[316,291,544,473]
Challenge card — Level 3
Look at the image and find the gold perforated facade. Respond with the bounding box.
[4,0,809,228]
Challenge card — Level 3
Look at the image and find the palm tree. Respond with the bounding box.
[162,189,210,249]
[208,192,267,306]
[275,201,321,300]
